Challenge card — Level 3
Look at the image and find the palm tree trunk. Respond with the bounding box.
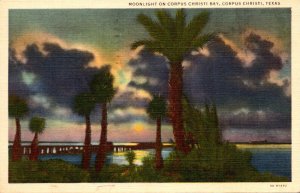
[12,117,22,161]
[169,63,188,154]
[82,115,91,170]
[95,103,107,172]
[155,117,163,170]
[187,132,195,149]
[30,132,39,161]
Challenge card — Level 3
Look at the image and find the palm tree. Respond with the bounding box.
[147,95,167,170]
[89,66,116,172]
[72,92,95,169]
[9,95,29,161]
[28,116,46,161]
[131,9,215,153]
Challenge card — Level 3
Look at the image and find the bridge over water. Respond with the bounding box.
[8,142,174,156]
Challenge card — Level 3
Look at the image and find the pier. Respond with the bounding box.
[8,142,174,155]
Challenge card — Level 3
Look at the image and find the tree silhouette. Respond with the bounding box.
[9,95,29,161]
[132,9,215,153]
[72,92,95,169]
[90,66,116,172]
[29,116,46,161]
[147,95,167,170]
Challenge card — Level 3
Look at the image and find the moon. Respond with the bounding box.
[133,123,144,133]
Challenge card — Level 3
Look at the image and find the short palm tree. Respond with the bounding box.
[9,95,29,161]
[89,66,116,172]
[72,92,95,169]
[147,95,167,170]
[131,9,215,153]
[29,116,46,161]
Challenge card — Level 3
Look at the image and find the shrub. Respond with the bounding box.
[125,150,136,166]
[163,144,289,182]
[130,155,174,182]
[9,159,90,183]
[90,164,129,182]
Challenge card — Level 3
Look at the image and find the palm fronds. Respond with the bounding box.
[132,9,216,63]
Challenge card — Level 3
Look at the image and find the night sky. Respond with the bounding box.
[9,9,291,143]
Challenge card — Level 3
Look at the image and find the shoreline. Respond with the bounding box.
[236,144,291,149]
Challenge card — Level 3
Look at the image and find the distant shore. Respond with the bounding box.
[236,143,291,149]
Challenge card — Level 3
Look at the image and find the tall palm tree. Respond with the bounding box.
[72,92,95,169]
[131,9,215,153]
[89,66,116,172]
[9,95,29,161]
[28,116,46,161]
[147,95,167,170]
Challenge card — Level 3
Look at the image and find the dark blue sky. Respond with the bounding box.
[9,9,291,142]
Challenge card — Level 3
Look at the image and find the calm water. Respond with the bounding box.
[37,143,291,179]
[39,148,173,166]
[236,144,291,179]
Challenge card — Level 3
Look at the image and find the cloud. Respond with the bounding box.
[9,32,154,128]
[128,32,291,131]
[110,90,149,109]
[52,106,73,118]
[244,33,283,80]
[127,33,291,111]
[20,42,96,105]
[29,94,51,109]
[9,30,290,134]
[9,48,33,98]
[109,112,148,124]
[219,34,256,67]
[9,39,102,121]
[241,28,290,64]
[220,109,290,130]
[11,31,106,67]
[21,71,36,86]
[10,31,137,91]
[128,50,169,97]
[184,33,290,113]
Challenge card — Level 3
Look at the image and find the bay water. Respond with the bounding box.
[36,143,291,179]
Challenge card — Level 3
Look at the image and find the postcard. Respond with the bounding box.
[0,0,299,192]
